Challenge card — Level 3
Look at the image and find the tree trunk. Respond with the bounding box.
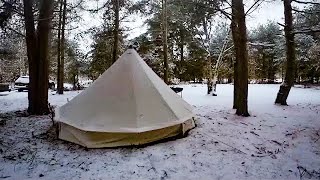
[23,0,54,115]
[162,0,169,84]
[228,57,232,83]
[23,0,37,113]
[179,30,184,81]
[207,56,213,94]
[212,29,230,96]
[232,0,249,116]
[268,57,274,82]
[112,0,120,63]
[275,0,295,105]
[58,0,67,94]
[231,19,238,109]
[35,0,54,114]
[233,58,239,109]
[57,0,63,94]
[180,31,183,63]
[201,17,213,94]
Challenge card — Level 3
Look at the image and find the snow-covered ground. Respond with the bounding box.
[0,84,320,180]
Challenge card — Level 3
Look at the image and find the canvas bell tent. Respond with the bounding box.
[55,49,195,148]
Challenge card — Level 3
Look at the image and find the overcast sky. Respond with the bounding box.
[70,0,308,53]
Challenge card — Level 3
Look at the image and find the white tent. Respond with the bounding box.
[55,49,195,148]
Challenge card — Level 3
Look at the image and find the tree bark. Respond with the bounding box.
[207,56,213,94]
[231,17,238,109]
[180,31,183,63]
[162,0,169,84]
[23,0,37,114]
[228,57,232,84]
[232,0,249,116]
[179,29,184,81]
[112,0,120,63]
[58,0,67,94]
[35,0,54,114]
[57,0,63,94]
[233,58,239,109]
[23,0,54,114]
[202,17,213,94]
[212,29,230,96]
[275,0,295,105]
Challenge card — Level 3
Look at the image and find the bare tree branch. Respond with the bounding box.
[216,8,232,20]
[218,0,265,20]
[67,0,84,9]
[6,26,25,37]
[222,0,232,7]
[292,8,320,14]
[277,22,285,27]
[292,0,320,5]
[245,0,264,16]
[294,28,320,34]
[79,1,109,13]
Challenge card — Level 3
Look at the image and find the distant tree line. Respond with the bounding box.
[0,0,319,115]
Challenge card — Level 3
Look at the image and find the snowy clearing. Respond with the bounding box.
[0,84,320,180]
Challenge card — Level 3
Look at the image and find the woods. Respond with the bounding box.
[1,0,320,178]
[57,0,67,94]
[0,0,319,116]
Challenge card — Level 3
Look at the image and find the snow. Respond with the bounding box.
[14,76,29,84]
[79,80,93,88]
[13,76,55,85]
[53,83,75,91]
[63,83,74,90]
[1,84,320,180]
[0,90,80,113]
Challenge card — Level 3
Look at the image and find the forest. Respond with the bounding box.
[1,1,320,179]
[0,0,319,115]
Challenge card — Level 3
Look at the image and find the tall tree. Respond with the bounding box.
[210,24,234,84]
[211,27,231,95]
[293,3,320,83]
[54,0,83,90]
[203,16,214,94]
[112,0,120,63]
[59,0,67,94]
[250,22,282,83]
[231,0,249,116]
[64,41,84,88]
[23,0,54,114]
[56,0,63,94]
[231,19,239,109]
[89,24,125,79]
[189,0,220,94]
[162,0,169,84]
[275,0,295,105]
